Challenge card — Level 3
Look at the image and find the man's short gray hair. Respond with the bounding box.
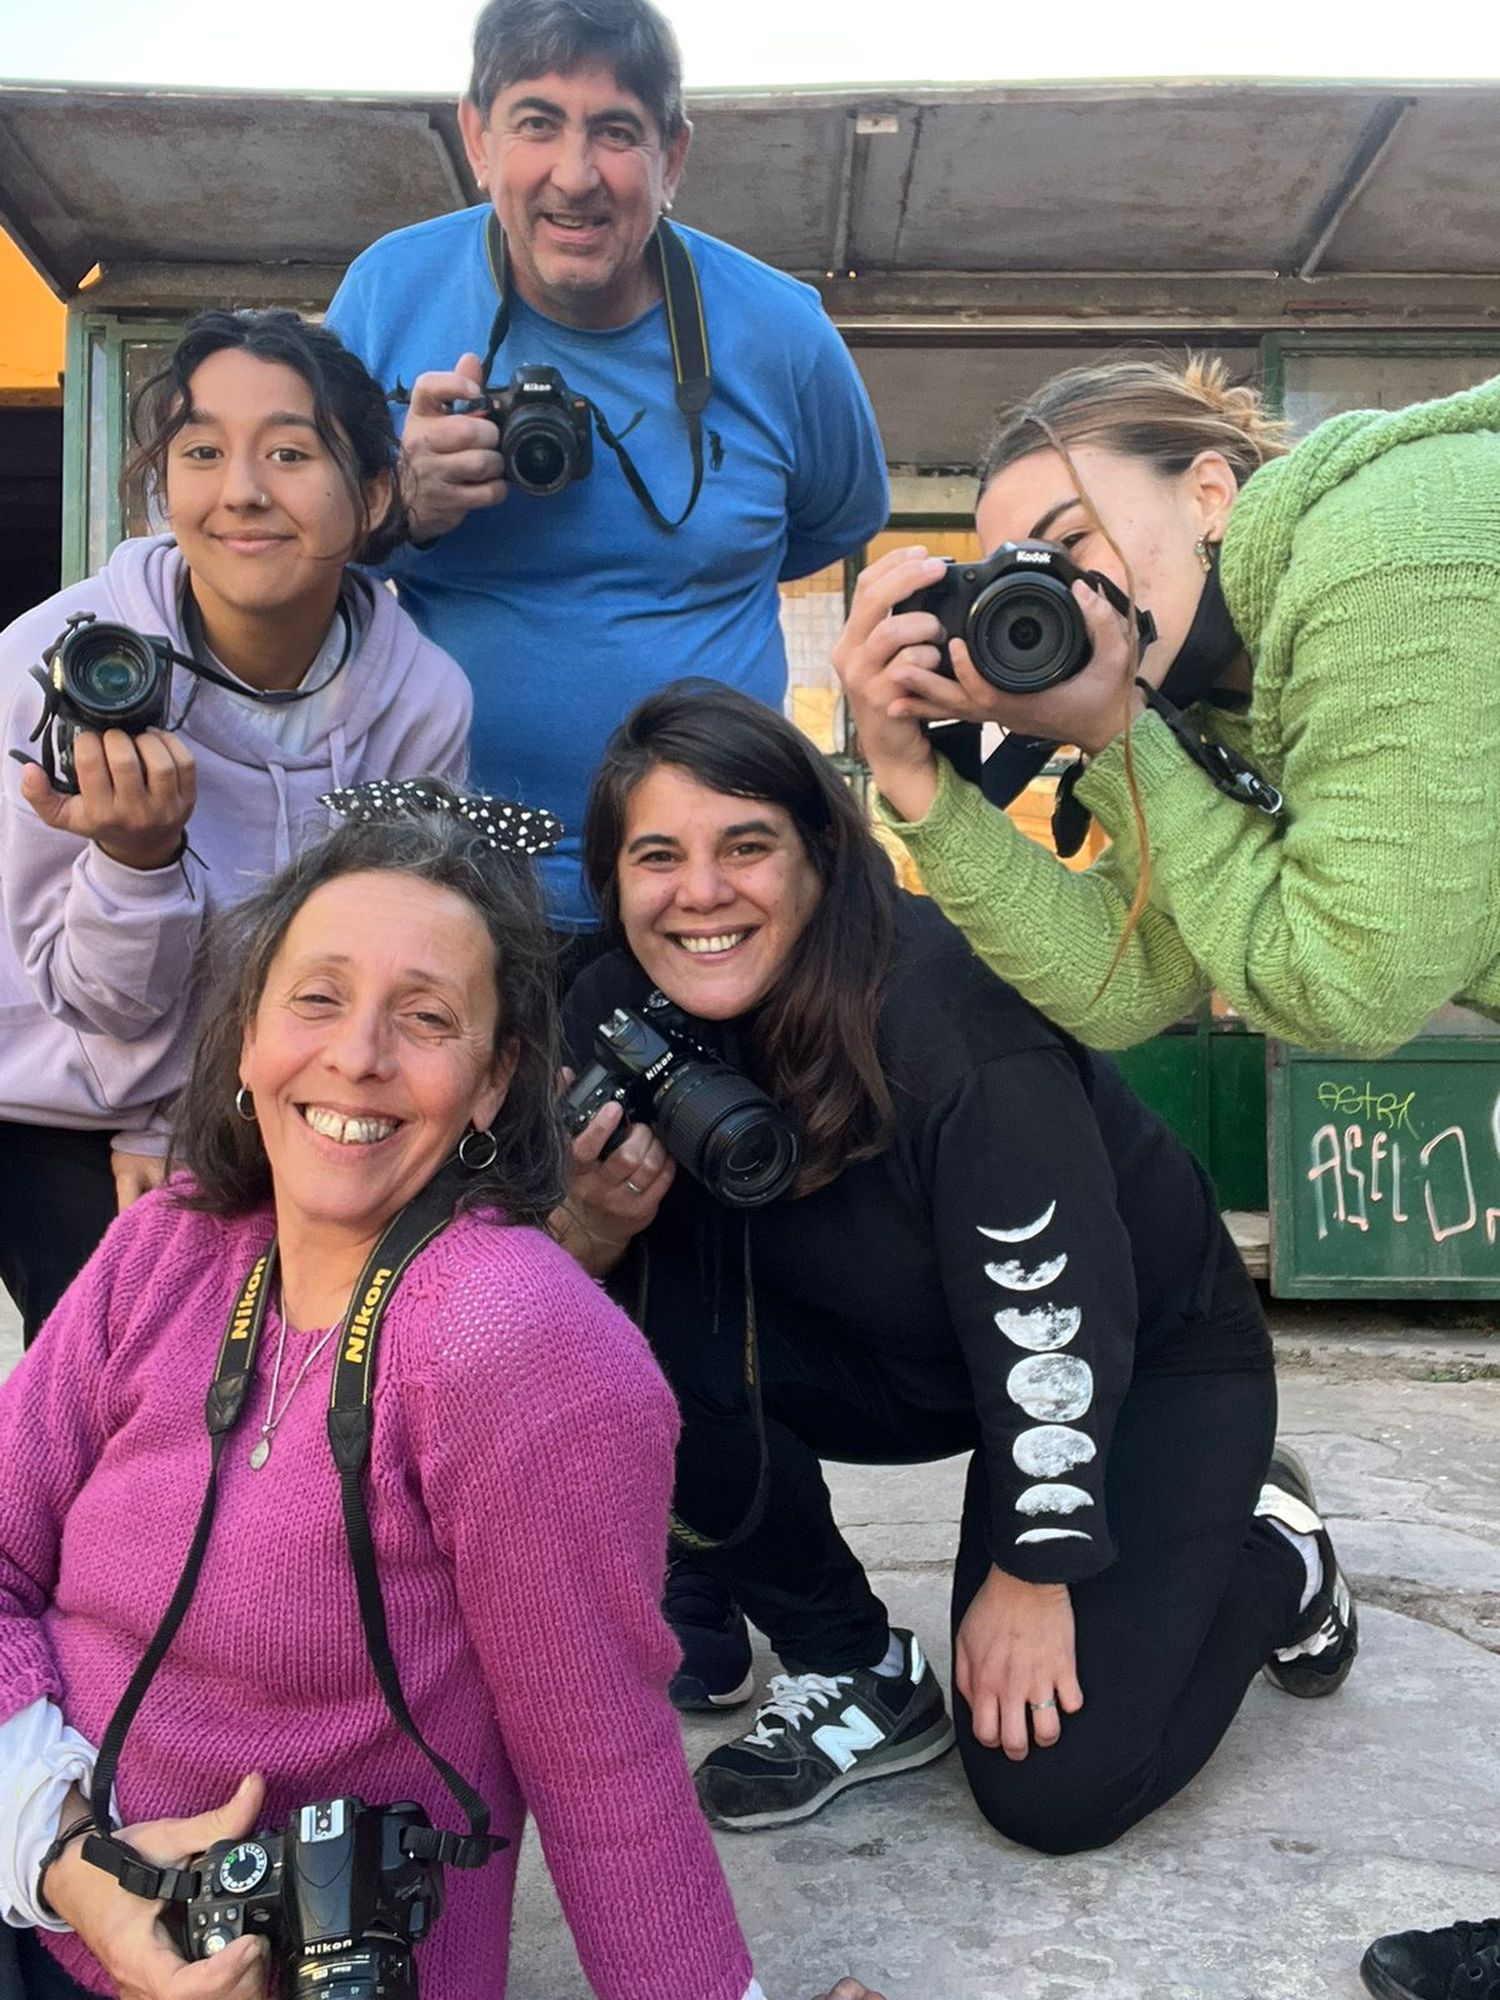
[468,0,686,143]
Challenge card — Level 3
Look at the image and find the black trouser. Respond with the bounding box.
[0,1123,118,1347]
[0,1929,95,1999]
[669,1287,1305,1853]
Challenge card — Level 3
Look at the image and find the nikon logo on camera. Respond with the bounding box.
[343,1268,395,1365]
[230,1258,269,1342]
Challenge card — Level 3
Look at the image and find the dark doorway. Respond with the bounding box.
[0,405,64,628]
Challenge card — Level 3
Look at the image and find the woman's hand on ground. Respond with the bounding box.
[830,547,950,822]
[42,1774,270,2000]
[550,1077,675,1277]
[112,1148,168,1213]
[955,1565,1084,1760]
[20,728,196,871]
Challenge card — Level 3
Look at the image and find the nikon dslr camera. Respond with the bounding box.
[895,540,1156,695]
[465,364,593,497]
[562,990,799,1208]
[165,1797,444,2000]
[29,614,174,793]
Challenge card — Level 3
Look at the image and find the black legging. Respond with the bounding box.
[671,1286,1305,1854]
[0,1123,118,1347]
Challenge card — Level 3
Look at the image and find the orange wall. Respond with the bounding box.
[0,230,65,400]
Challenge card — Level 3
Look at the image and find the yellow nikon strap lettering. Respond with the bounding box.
[88,1166,504,1889]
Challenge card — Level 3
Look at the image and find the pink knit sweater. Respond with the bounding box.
[0,1189,752,1999]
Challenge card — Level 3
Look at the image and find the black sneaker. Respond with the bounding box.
[694,1628,955,1831]
[663,1558,754,1712]
[1361,1919,1500,2000]
[1256,1443,1359,1698]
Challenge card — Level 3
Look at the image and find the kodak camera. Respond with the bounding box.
[895,540,1156,696]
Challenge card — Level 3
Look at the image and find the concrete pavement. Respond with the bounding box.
[4,1293,1497,1999]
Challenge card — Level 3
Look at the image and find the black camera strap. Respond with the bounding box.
[176,585,358,712]
[641,1218,771,1555]
[480,212,715,531]
[84,1168,504,1903]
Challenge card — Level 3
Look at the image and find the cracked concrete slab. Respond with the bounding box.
[5,1292,1498,1999]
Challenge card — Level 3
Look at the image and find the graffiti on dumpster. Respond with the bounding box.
[1305,1081,1500,1248]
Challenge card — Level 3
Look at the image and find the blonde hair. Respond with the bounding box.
[980,352,1289,493]
[979,354,1289,996]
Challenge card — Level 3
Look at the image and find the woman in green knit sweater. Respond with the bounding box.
[834,356,1500,1060]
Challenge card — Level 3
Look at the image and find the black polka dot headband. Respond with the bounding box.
[319,777,564,858]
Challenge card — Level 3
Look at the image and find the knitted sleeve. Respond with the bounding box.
[405,1233,752,2000]
[880,753,1211,1049]
[1078,557,1500,1055]
[0,1213,130,1722]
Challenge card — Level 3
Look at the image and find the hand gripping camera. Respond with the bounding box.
[165,1797,443,1999]
[27,614,175,793]
[562,990,800,1209]
[467,364,593,498]
[895,540,1157,696]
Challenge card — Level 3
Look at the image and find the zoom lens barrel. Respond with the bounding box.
[652,1064,800,1208]
[966,572,1090,695]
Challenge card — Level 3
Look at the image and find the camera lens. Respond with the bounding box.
[291,1943,416,2000]
[59,625,167,728]
[966,574,1090,695]
[653,1064,800,1208]
[503,410,577,497]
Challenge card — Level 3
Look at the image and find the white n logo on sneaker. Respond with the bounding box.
[813,1706,886,1773]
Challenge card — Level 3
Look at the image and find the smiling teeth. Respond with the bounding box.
[676,932,749,955]
[303,1106,398,1146]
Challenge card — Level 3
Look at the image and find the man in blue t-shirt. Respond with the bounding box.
[326,0,889,934]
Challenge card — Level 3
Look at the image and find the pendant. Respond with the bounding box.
[249,1437,271,1471]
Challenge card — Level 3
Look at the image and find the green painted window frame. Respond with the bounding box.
[61,310,186,586]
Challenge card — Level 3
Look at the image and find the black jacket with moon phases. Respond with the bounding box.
[563,892,1269,1586]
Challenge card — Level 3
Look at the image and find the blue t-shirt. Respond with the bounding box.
[326,208,889,925]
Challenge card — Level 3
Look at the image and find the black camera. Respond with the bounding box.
[164,1797,443,2000]
[32,614,174,793]
[467,364,593,497]
[895,540,1156,695]
[562,990,800,1208]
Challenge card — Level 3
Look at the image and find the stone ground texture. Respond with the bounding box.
[4,1295,1497,1999]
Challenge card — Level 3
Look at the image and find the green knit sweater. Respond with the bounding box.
[884,375,1500,1056]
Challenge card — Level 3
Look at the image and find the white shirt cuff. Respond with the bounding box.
[0,1698,103,1932]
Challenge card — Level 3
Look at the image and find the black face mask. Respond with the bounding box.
[1161,550,1247,714]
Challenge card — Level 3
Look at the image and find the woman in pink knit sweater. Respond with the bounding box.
[0,805,878,2000]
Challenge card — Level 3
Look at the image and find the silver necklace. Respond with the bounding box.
[248,1285,343,1470]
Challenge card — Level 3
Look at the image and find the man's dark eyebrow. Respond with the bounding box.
[1029,498,1083,541]
[505,92,645,133]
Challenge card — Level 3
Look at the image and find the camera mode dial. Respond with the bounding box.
[216,1842,272,1895]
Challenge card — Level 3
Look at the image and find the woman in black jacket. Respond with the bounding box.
[555,680,1357,1848]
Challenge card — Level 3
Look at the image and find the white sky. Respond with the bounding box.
[4,0,1499,92]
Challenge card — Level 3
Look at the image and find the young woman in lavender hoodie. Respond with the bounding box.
[0,310,473,1342]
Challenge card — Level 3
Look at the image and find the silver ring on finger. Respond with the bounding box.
[1028,1697,1058,1712]
[624,1178,645,1195]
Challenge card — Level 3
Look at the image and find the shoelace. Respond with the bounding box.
[746,1671,854,1748]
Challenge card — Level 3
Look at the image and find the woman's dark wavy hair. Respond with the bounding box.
[125,308,409,566]
[582,681,898,1195]
[173,812,565,1228]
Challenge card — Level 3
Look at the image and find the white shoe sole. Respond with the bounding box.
[702,1713,957,1832]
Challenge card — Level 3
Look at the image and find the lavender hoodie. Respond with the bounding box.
[0,536,473,1147]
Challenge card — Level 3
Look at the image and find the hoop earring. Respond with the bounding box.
[1194,535,1215,574]
[235,1086,257,1123]
[458,1126,499,1172]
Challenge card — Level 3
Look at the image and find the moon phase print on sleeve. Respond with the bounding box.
[978,1203,1096,1549]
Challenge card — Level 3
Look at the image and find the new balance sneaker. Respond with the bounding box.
[663,1558,755,1712]
[1256,1443,1360,1697]
[1361,1918,1500,2000]
[694,1628,955,1831]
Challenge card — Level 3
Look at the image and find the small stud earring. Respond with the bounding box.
[1194,535,1215,574]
